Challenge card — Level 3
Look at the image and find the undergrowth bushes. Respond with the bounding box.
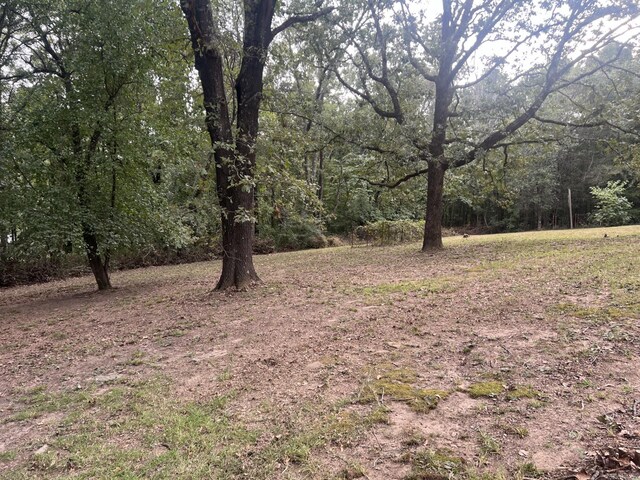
[274,223,327,250]
[353,220,457,246]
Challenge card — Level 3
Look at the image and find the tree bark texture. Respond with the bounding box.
[83,228,111,290]
[422,161,447,250]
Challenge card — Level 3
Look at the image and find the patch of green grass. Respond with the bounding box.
[282,439,311,464]
[478,431,501,456]
[366,405,391,425]
[324,407,391,444]
[4,379,260,479]
[527,399,546,409]
[0,450,16,462]
[253,404,391,473]
[498,423,529,438]
[31,449,58,471]
[126,350,146,366]
[4,386,92,424]
[401,429,427,447]
[466,381,505,398]
[554,303,627,323]
[577,379,594,389]
[361,278,453,296]
[621,385,634,395]
[404,449,465,479]
[358,367,449,413]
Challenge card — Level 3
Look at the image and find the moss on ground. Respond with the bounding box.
[506,385,541,400]
[466,381,505,398]
[358,367,449,413]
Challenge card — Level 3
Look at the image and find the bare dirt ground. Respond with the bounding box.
[1,226,639,479]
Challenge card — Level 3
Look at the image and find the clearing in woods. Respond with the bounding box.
[0,226,639,479]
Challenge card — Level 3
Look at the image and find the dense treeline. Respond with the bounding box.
[1,0,639,288]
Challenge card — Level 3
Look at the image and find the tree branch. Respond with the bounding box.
[534,115,639,137]
[270,6,333,40]
[361,166,429,189]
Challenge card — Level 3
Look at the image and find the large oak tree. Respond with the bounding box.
[181,0,331,289]
[329,0,639,249]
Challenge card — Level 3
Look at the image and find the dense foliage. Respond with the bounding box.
[589,181,634,226]
[1,0,639,287]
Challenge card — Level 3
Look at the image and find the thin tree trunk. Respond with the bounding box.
[317,149,324,200]
[83,228,111,290]
[65,68,113,290]
[537,210,542,230]
[422,161,447,250]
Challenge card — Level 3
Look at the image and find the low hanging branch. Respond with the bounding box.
[361,166,429,189]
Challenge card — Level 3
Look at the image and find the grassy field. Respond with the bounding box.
[1,226,639,479]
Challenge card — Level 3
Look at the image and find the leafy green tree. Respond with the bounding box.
[1,0,194,289]
[255,111,327,250]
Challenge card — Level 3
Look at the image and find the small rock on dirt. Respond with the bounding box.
[94,373,123,383]
[305,361,324,370]
[35,444,49,455]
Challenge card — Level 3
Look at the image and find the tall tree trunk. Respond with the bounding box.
[215,167,260,290]
[422,161,447,250]
[216,0,274,290]
[83,228,111,290]
[181,0,255,289]
[182,0,274,290]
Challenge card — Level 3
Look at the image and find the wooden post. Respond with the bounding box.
[568,188,573,229]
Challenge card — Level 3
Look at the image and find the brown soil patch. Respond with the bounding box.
[1,227,639,479]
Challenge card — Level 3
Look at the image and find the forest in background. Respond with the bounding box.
[1,0,640,288]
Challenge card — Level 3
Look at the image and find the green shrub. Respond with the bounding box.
[354,220,423,246]
[353,220,456,246]
[589,181,633,226]
[274,217,327,251]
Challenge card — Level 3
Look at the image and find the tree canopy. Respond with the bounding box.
[1,0,639,289]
